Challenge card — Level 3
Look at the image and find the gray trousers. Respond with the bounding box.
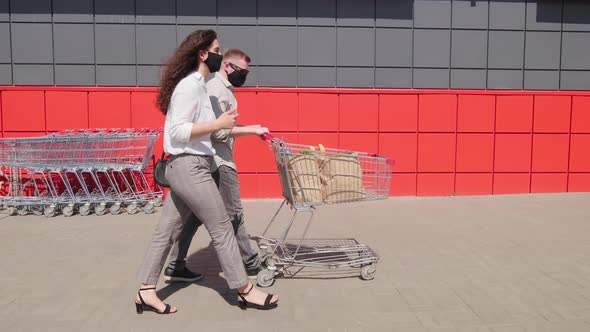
[136,154,247,289]
[168,165,260,271]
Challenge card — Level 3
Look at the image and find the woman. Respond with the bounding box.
[134,30,278,314]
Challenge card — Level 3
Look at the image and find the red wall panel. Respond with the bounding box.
[45,91,89,131]
[531,173,568,193]
[257,92,298,132]
[457,95,495,133]
[339,94,378,132]
[339,133,378,154]
[418,133,456,172]
[494,134,532,172]
[379,95,418,132]
[418,95,457,132]
[531,134,569,172]
[88,92,131,128]
[2,91,45,131]
[417,173,454,196]
[568,173,590,192]
[571,97,590,133]
[131,92,164,129]
[391,173,417,196]
[496,96,533,133]
[533,96,571,133]
[379,133,417,173]
[456,134,494,172]
[569,134,590,172]
[455,173,493,195]
[493,173,531,194]
[299,93,338,132]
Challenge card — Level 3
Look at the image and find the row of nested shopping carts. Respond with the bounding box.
[0,128,163,217]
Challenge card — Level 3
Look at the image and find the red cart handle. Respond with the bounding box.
[260,133,275,141]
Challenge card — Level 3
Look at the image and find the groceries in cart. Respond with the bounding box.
[0,128,163,217]
[253,133,393,287]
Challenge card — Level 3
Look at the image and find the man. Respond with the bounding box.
[163,48,268,282]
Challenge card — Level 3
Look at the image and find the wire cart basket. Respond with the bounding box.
[0,128,163,217]
[254,133,393,287]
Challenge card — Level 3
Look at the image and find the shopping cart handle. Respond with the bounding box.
[260,133,274,141]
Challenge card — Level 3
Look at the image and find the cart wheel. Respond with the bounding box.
[17,207,28,216]
[126,203,138,215]
[153,197,163,207]
[256,269,275,288]
[6,207,16,216]
[110,203,122,215]
[79,204,91,216]
[95,204,107,216]
[143,203,155,214]
[44,205,56,218]
[62,205,74,217]
[360,264,377,281]
[31,206,44,216]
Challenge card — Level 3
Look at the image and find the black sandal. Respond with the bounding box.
[135,287,176,315]
[237,284,278,310]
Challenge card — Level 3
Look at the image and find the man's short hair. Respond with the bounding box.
[223,48,251,64]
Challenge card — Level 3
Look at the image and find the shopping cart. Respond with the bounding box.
[253,133,393,287]
[0,128,163,217]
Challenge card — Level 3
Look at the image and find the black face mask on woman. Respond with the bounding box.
[204,52,223,73]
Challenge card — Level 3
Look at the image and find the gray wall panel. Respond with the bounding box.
[488,31,525,69]
[136,0,175,24]
[487,69,523,89]
[337,67,374,87]
[10,0,51,22]
[0,0,8,22]
[136,25,177,65]
[176,0,217,25]
[298,0,336,26]
[218,26,258,65]
[489,0,526,30]
[0,23,10,62]
[95,24,136,64]
[258,0,296,26]
[563,0,590,32]
[218,0,257,25]
[95,0,135,24]
[376,0,413,27]
[257,66,297,87]
[298,27,337,66]
[451,30,488,69]
[11,23,53,63]
[413,68,449,88]
[526,0,562,31]
[451,69,487,89]
[414,0,451,29]
[561,71,590,90]
[242,66,257,87]
[13,64,53,85]
[524,70,559,90]
[257,27,297,66]
[561,32,590,70]
[337,28,375,67]
[0,64,12,84]
[55,64,95,85]
[376,28,413,67]
[96,65,136,86]
[298,67,336,87]
[53,0,93,23]
[375,68,412,88]
[452,0,488,29]
[54,23,94,64]
[414,29,450,68]
[525,31,561,70]
[138,65,162,86]
[337,0,375,27]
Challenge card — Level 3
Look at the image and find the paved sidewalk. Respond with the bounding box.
[1,193,590,331]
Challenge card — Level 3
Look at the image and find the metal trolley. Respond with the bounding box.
[254,133,393,287]
[0,128,163,217]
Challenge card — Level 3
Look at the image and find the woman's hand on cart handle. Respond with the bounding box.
[260,132,274,141]
[254,126,270,136]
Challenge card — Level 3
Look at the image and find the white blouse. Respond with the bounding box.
[163,72,217,156]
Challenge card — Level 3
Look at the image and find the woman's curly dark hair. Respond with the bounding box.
[157,30,217,114]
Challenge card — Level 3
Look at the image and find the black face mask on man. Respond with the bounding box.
[204,52,222,73]
[227,70,248,87]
